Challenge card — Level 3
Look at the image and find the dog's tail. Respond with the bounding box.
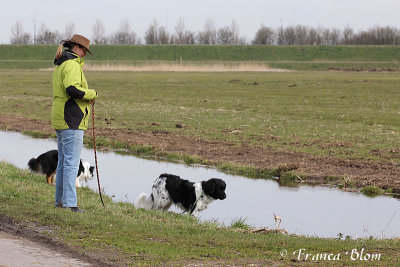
[28,158,41,173]
[136,193,154,210]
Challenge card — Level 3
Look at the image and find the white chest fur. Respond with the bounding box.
[192,183,215,216]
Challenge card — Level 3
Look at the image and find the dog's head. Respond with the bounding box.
[89,166,95,177]
[202,178,226,200]
[79,161,95,181]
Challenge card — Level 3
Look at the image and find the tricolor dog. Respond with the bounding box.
[28,149,94,187]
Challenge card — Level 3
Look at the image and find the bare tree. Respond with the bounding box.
[294,25,307,45]
[174,31,195,44]
[319,27,331,45]
[216,20,245,44]
[171,17,195,44]
[342,25,354,45]
[35,23,61,44]
[252,24,274,45]
[276,25,285,45]
[269,24,400,45]
[329,28,341,45]
[92,19,107,44]
[217,26,234,44]
[145,20,158,44]
[372,25,398,45]
[173,17,185,44]
[230,20,240,44]
[307,27,322,45]
[158,25,170,44]
[10,21,32,44]
[283,26,296,45]
[64,22,75,39]
[353,30,370,44]
[111,20,137,44]
[145,19,170,44]
[197,19,217,44]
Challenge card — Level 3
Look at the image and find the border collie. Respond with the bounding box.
[75,161,95,188]
[28,149,94,187]
[136,173,226,216]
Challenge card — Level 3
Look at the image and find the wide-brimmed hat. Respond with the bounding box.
[62,34,92,55]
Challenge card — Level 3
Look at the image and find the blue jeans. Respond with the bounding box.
[55,129,84,208]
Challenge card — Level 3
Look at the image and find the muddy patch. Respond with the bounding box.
[328,67,400,72]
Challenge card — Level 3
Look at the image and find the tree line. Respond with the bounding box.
[10,19,400,45]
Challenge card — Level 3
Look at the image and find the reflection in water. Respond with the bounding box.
[0,131,399,238]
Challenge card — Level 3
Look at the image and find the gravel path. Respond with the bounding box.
[0,230,92,267]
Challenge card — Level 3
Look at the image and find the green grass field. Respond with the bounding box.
[1,45,400,70]
[1,69,399,164]
[2,45,400,61]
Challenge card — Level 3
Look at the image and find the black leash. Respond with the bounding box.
[91,101,105,207]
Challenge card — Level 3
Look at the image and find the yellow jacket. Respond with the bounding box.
[51,51,97,130]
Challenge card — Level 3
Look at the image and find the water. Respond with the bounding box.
[0,130,399,239]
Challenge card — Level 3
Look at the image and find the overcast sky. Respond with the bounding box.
[2,0,400,44]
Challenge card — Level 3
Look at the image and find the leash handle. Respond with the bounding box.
[91,101,105,207]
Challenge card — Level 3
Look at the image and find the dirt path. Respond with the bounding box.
[0,230,92,267]
[1,113,399,193]
[0,215,113,267]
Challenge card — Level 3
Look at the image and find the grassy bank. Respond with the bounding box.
[1,45,400,70]
[0,162,399,265]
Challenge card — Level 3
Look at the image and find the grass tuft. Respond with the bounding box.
[278,172,306,186]
[361,186,385,197]
[21,130,55,139]
[230,217,250,229]
[338,176,357,189]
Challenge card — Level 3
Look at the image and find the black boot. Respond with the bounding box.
[69,207,86,213]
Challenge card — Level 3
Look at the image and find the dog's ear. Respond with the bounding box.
[89,166,94,173]
[218,179,226,191]
[202,179,215,195]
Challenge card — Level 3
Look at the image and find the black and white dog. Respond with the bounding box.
[28,149,94,187]
[136,173,226,216]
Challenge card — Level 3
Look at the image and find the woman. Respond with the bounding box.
[51,34,98,212]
